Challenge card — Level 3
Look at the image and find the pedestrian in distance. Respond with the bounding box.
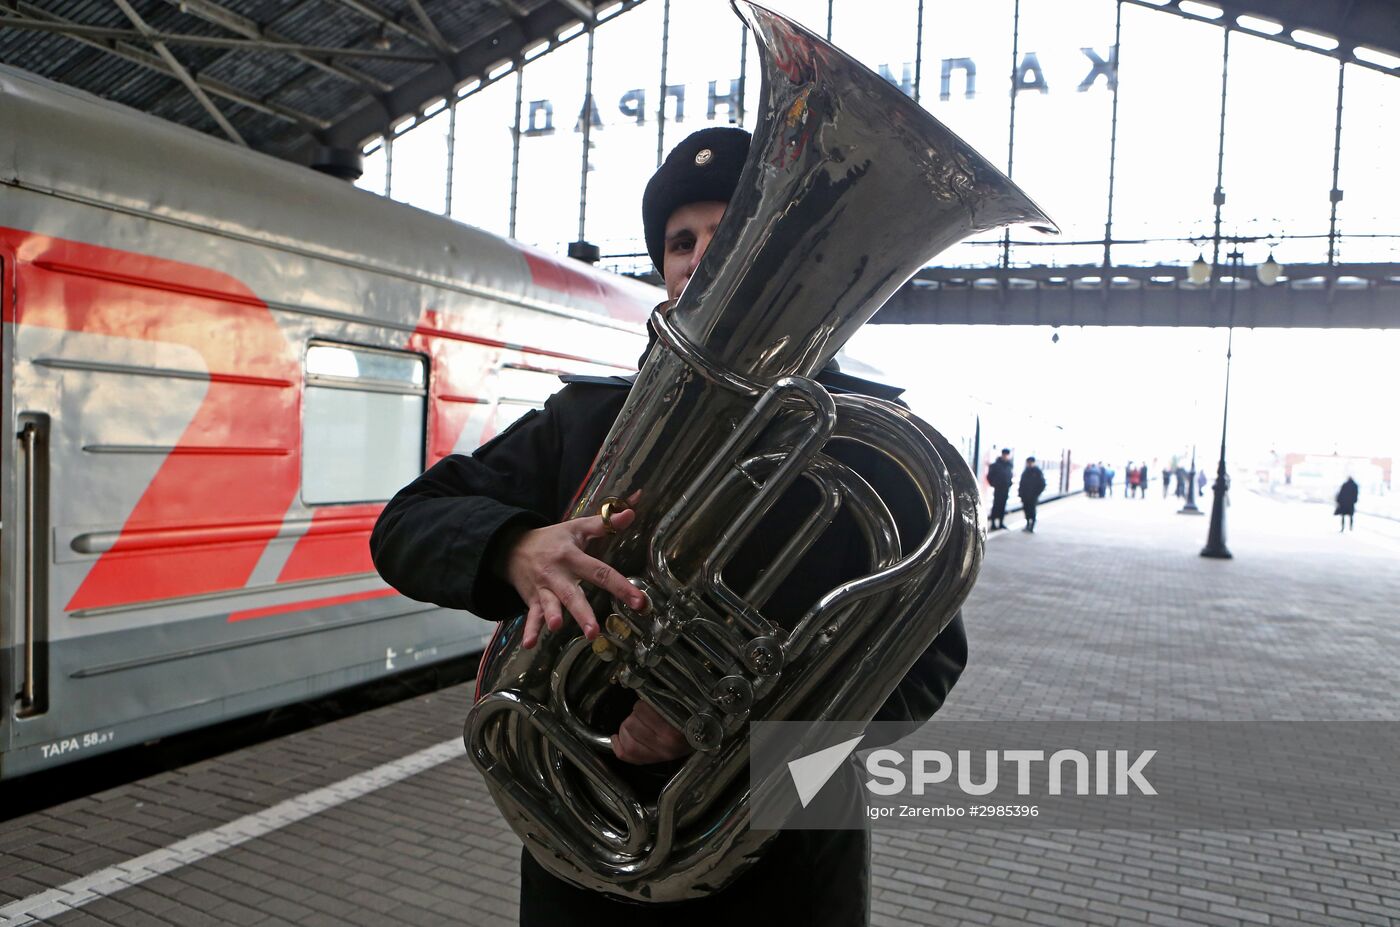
[1126,462,1140,498]
[1138,464,1150,500]
[1162,465,1172,499]
[1335,477,1359,531]
[1196,468,1208,499]
[1103,464,1115,497]
[1019,457,1047,532]
[987,448,1014,531]
[1084,462,1101,499]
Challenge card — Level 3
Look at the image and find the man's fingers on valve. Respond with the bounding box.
[566,548,647,613]
[548,578,600,641]
[573,505,636,542]
[513,506,649,649]
[522,599,544,650]
[520,589,563,651]
[538,587,564,633]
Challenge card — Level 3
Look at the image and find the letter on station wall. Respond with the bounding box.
[1014,52,1049,94]
[618,88,646,125]
[940,58,976,101]
[662,83,686,122]
[878,63,914,98]
[707,79,741,123]
[525,99,554,136]
[510,43,1122,147]
[575,94,603,132]
[1078,46,1118,92]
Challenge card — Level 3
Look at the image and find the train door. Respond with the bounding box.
[2,243,61,780]
[1,249,7,761]
[3,244,50,775]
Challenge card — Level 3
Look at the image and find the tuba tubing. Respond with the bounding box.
[467,0,1055,903]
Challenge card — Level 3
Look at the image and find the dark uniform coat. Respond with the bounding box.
[987,456,1014,526]
[370,369,968,927]
[988,457,1014,491]
[1019,466,1047,503]
[1336,478,1359,516]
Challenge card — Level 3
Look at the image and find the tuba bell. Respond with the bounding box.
[466,0,1055,903]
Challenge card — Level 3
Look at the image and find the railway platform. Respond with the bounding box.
[3,488,1399,927]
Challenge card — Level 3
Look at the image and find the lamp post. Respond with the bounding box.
[1199,239,1283,557]
[1192,243,1260,560]
[1180,443,1202,514]
[1198,250,1243,560]
[1197,242,1283,557]
[1179,256,1212,517]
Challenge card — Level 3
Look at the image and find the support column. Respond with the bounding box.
[570,23,600,263]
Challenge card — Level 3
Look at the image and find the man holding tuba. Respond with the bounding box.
[371,126,968,926]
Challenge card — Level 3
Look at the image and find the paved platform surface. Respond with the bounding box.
[3,489,1398,926]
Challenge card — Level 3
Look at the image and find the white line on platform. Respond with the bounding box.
[0,738,463,926]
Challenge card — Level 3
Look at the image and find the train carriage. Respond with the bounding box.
[0,65,655,779]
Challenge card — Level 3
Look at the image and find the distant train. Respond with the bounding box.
[0,66,657,779]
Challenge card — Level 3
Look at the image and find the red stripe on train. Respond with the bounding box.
[519,248,651,325]
[277,506,381,583]
[0,228,649,614]
[409,309,499,461]
[0,228,302,612]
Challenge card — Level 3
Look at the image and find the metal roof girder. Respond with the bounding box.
[490,0,531,20]
[1,1,330,133]
[1123,0,1400,75]
[157,0,398,94]
[402,0,455,56]
[110,0,247,145]
[312,0,645,159]
[0,18,436,63]
[552,0,597,26]
[322,0,445,54]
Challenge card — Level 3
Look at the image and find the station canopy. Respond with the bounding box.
[1,0,1397,175]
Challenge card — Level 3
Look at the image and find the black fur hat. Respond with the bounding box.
[642,127,751,273]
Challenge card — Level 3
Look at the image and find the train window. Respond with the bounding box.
[496,364,560,403]
[302,343,427,505]
[494,398,543,431]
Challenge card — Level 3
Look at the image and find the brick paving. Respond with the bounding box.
[2,489,1397,925]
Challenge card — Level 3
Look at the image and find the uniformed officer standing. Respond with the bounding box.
[987,448,1014,530]
[370,127,967,926]
[1018,456,1047,533]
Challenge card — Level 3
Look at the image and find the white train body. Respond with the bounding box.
[0,65,655,778]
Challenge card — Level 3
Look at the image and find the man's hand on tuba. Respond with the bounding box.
[495,509,649,650]
[612,700,693,765]
[494,510,690,765]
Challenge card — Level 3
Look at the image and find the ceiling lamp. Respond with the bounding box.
[1188,253,1212,285]
[1256,253,1282,285]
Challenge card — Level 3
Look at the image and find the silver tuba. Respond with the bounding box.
[466,0,1054,903]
